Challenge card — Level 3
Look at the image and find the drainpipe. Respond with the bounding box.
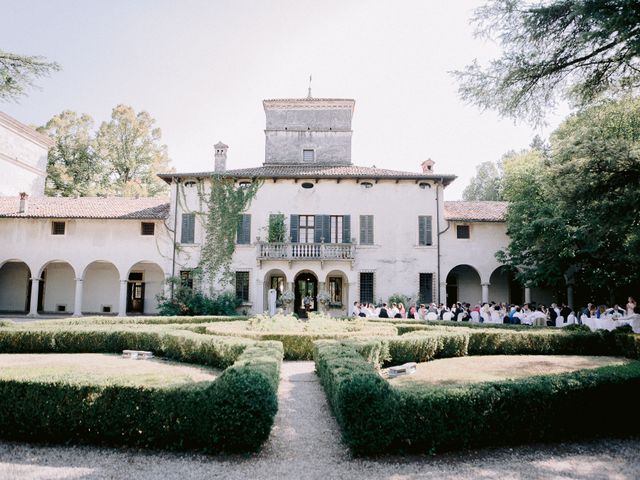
[436,180,451,305]
[170,179,180,299]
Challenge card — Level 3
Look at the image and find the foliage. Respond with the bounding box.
[387,293,412,307]
[0,336,282,453]
[314,337,640,455]
[199,175,262,284]
[157,277,241,316]
[0,49,60,101]
[462,160,505,201]
[38,111,102,196]
[268,213,286,242]
[498,97,640,298]
[95,105,171,197]
[454,0,640,124]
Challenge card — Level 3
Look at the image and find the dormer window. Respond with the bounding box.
[303,149,315,162]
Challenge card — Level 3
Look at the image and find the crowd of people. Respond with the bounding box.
[351,296,638,326]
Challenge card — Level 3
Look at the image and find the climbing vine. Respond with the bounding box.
[199,174,262,285]
[268,213,286,242]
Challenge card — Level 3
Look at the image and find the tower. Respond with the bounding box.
[214,142,228,172]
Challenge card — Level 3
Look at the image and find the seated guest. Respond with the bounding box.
[513,306,526,324]
[529,306,547,326]
[607,304,625,316]
[560,303,572,321]
[408,305,418,319]
[352,301,361,317]
[378,303,389,318]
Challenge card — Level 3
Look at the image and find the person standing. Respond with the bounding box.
[626,297,637,316]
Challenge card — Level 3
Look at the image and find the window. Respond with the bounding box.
[180,270,194,289]
[419,273,434,304]
[301,182,314,189]
[303,149,315,162]
[51,221,66,235]
[418,216,433,246]
[360,272,374,304]
[237,214,251,244]
[360,182,373,189]
[270,275,285,304]
[457,225,470,239]
[181,213,195,244]
[235,271,250,303]
[330,216,343,243]
[128,272,143,281]
[359,215,374,245]
[141,222,155,236]
[329,277,343,306]
[299,215,315,243]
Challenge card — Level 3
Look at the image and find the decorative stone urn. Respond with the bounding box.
[281,290,295,315]
[317,290,331,314]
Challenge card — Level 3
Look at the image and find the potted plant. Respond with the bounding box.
[281,290,295,314]
[317,290,331,313]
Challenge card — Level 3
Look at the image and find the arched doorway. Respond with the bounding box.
[127,262,165,315]
[0,260,31,313]
[446,265,481,306]
[39,261,76,314]
[489,266,523,305]
[264,269,287,310]
[294,271,318,318]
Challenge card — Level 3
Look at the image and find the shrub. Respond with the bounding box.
[0,341,283,453]
[156,279,241,316]
[314,339,640,455]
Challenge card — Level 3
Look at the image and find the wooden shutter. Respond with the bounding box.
[290,214,299,243]
[342,215,351,243]
[360,215,373,245]
[181,214,194,244]
[236,214,251,244]
[323,215,331,243]
[419,216,432,246]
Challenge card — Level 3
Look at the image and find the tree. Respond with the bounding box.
[454,0,640,124]
[0,50,60,101]
[497,97,640,300]
[38,111,103,196]
[462,160,504,201]
[95,105,171,197]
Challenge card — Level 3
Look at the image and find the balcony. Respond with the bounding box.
[257,241,355,266]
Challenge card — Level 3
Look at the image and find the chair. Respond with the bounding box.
[442,311,453,321]
[426,312,437,321]
[457,312,465,322]
[490,310,502,324]
[555,316,565,328]
[470,311,480,323]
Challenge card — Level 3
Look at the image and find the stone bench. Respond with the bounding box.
[388,362,417,378]
[122,350,154,360]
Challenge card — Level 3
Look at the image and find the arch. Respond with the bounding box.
[0,260,32,313]
[82,261,120,314]
[263,268,288,311]
[445,264,482,306]
[39,260,76,314]
[489,265,523,305]
[127,261,165,315]
[294,270,318,318]
[324,269,349,315]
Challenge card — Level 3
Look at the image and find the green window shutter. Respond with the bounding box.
[290,214,299,243]
[419,216,433,246]
[360,215,373,245]
[181,213,195,244]
[426,216,432,245]
[236,214,251,244]
[323,215,331,243]
[314,215,323,243]
[342,215,351,243]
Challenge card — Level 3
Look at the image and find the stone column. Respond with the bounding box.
[118,280,128,317]
[524,287,531,304]
[255,279,264,314]
[347,282,357,316]
[28,278,40,317]
[481,283,490,304]
[72,278,84,317]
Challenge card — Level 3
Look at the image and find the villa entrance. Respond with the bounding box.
[126,272,145,314]
[294,271,317,318]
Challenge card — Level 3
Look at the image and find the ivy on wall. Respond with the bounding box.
[268,213,286,242]
[199,175,262,285]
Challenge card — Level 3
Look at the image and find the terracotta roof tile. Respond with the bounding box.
[444,201,508,222]
[0,196,169,219]
[158,164,457,185]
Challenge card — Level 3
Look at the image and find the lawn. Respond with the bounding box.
[386,354,631,388]
[0,353,220,388]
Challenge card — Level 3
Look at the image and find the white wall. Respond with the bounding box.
[42,263,75,313]
[83,263,119,313]
[0,262,30,311]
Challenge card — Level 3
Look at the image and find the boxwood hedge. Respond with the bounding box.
[314,329,640,455]
[0,324,283,452]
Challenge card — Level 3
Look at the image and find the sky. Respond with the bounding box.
[1,0,570,199]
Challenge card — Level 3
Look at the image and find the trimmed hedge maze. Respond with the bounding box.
[314,328,640,455]
[0,323,283,453]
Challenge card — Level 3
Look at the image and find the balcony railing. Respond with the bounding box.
[257,242,355,261]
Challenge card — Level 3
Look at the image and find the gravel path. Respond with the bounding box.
[0,361,638,480]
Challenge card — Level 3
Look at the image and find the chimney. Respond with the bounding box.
[214,142,229,172]
[421,158,435,174]
[19,192,28,214]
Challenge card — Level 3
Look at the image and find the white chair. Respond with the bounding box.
[470,311,480,323]
[426,312,437,321]
[442,311,453,321]
[490,310,502,324]
[566,313,577,325]
[457,312,465,322]
[555,316,565,328]
[582,315,595,330]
